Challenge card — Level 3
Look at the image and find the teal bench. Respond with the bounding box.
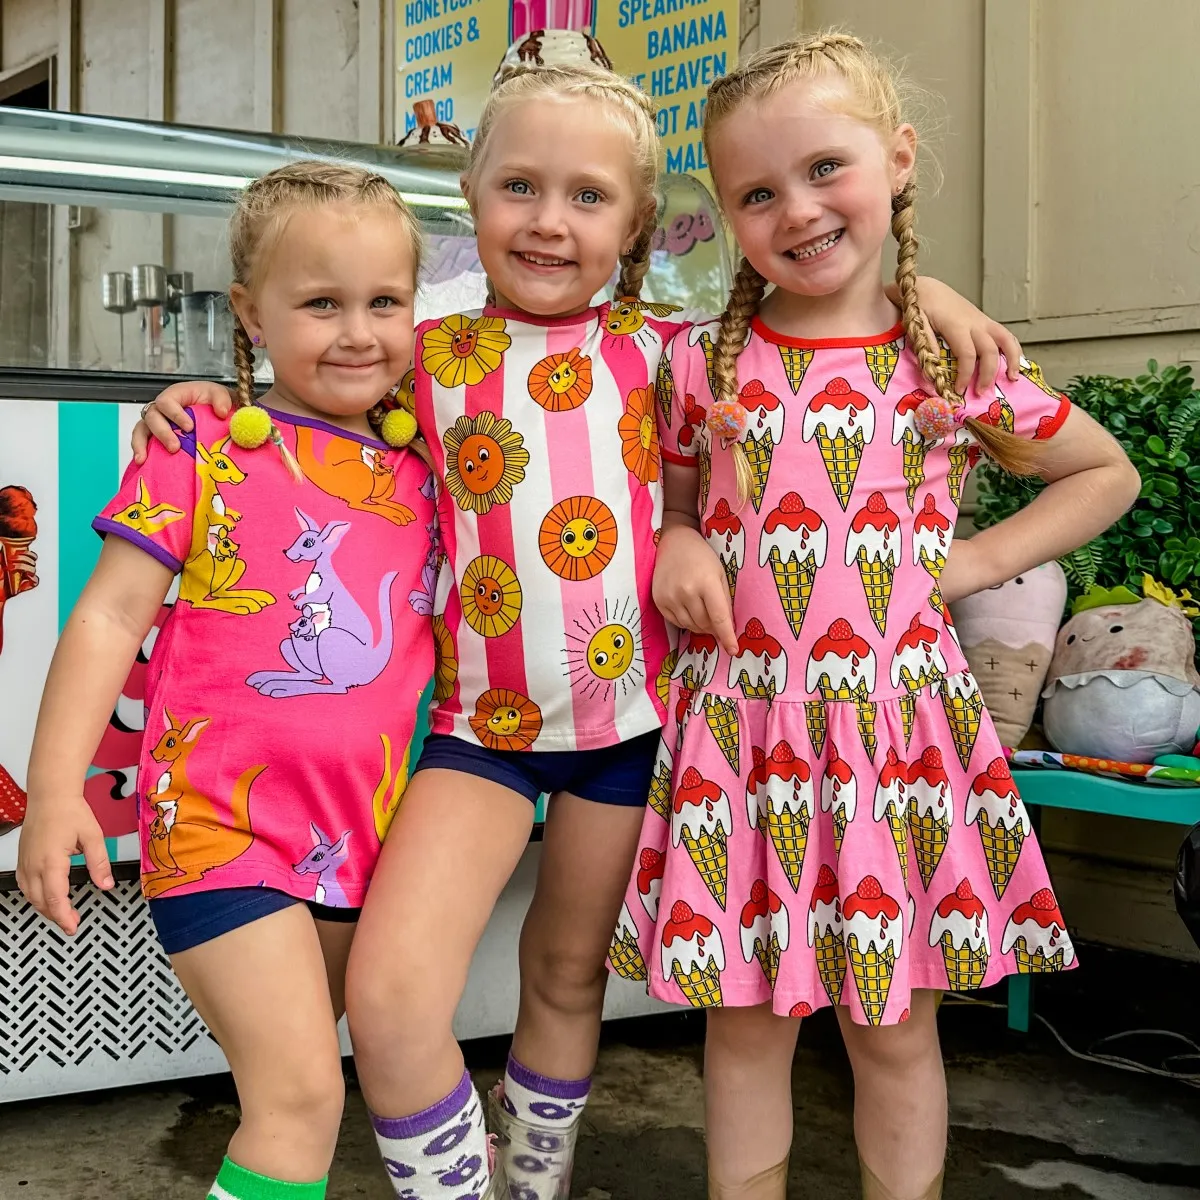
[1005,768,1200,1031]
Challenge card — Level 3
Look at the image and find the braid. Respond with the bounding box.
[616,221,656,300]
[233,318,256,411]
[367,401,437,477]
[714,256,767,506]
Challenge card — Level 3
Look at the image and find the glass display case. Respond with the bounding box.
[0,107,717,1103]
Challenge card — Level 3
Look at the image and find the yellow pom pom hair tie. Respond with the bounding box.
[229,403,274,450]
[380,407,417,448]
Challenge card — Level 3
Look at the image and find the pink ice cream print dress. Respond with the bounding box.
[94,407,435,905]
[615,318,1076,1024]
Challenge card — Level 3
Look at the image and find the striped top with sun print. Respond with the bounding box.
[414,301,687,752]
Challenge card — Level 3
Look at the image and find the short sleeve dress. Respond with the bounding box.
[609,318,1078,1026]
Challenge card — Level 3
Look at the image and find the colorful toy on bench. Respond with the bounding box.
[1041,579,1200,763]
[948,560,1066,748]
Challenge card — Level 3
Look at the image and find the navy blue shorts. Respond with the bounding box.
[148,886,360,956]
[414,730,659,807]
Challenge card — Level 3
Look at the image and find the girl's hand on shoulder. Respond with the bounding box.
[654,525,738,656]
[132,381,235,463]
[912,277,1023,395]
[16,795,112,936]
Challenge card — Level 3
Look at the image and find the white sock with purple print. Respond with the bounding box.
[371,1070,490,1200]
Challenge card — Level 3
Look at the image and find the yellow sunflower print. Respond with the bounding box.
[460,554,523,638]
[618,386,660,485]
[442,411,530,515]
[422,314,511,388]
[433,614,458,702]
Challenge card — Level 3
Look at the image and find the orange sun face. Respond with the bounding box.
[451,328,479,358]
[528,349,593,412]
[455,433,505,495]
[470,688,543,751]
[471,574,505,617]
[538,495,618,581]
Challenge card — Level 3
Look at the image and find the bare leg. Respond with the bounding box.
[314,917,356,1020]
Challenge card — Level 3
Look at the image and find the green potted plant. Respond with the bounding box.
[974,359,1200,651]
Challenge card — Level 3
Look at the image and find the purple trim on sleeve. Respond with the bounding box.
[92,517,184,573]
[505,1053,592,1100]
[370,1068,473,1138]
[264,406,389,452]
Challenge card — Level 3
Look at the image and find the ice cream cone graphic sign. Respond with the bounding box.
[728,618,788,703]
[906,747,953,890]
[892,389,933,510]
[1002,888,1075,973]
[608,902,648,981]
[808,864,847,1006]
[705,499,745,600]
[966,757,1031,899]
[929,878,991,990]
[738,379,785,512]
[661,900,725,1007]
[672,766,733,910]
[820,740,857,855]
[741,879,790,987]
[802,377,875,511]
[844,875,903,1025]
[845,491,900,636]
[759,492,826,639]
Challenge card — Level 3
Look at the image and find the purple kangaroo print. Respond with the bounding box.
[247,508,397,698]
[293,822,352,906]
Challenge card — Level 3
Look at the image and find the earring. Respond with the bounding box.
[252,335,261,345]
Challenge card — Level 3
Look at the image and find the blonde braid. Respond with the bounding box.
[616,221,656,301]
[713,256,767,506]
[231,316,303,482]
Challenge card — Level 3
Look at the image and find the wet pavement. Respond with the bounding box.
[2,943,1199,1199]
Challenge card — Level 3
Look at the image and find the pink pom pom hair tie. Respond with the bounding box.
[913,393,965,440]
[707,398,748,441]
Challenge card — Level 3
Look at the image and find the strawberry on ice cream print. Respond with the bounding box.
[929,878,991,990]
[865,331,904,394]
[906,747,953,890]
[608,902,648,982]
[672,766,734,910]
[872,747,910,887]
[674,635,741,772]
[759,491,826,639]
[844,875,904,1026]
[845,491,901,636]
[754,740,815,892]
[807,864,847,1006]
[679,391,712,511]
[728,618,788,703]
[946,427,982,507]
[744,745,771,839]
[890,613,947,745]
[737,379,785,512]
[673,631,718,693]
[802,377,875,511]
[891,388,934,509]
[976,389,1015,434]
[705,499,745,600]
[966,757,1032,900]
[0,763,27,837]
[740,879,791,987]
[647,735,674,821]
[820,740,857,855]
[806,619,878,761]
[637,846,665,922]
[1002,888,1076,973]
[912,494,952,580]
[661,899,726,1007]
[936,669,984,771]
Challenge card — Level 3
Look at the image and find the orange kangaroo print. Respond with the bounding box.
[294,425,417,526]
[141,709,267,899]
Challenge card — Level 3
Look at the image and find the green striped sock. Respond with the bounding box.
[207,1157,327,1199]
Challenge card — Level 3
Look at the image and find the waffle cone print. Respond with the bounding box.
[807,865,847,1006]
[865,334,903,393]
[705,499,744,603]
[940,671,983,770]
[946,428,979,507]
[760,740,814,891]
[739,380,785,513]
[803,377,875,511]
[1002,888,1075,973]
[608,902,648,981]
[741,879,790,987]
[672,767,732,910]
[661,900,725,1007]
[898,693,916,746]
[892,389,932,510]
[778,344,814,394]
[647,736,674,821]
[967,758,1031,899]
[845,876,903,1025]
[704,693,741,773]
[929,879,990,990]
[806,619,879,761]
[846,491,900,636]
[821,740,857,856]
[906,747,953,890]
[805,700,828,757]
[913,494,952,580]
[759,492,826,638]
[873,748,910,886]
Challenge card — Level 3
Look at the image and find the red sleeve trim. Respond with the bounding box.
[1034,395,1072,441]
[663,448,699,467]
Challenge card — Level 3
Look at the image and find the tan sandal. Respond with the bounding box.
[860,1157,944,1200]
[707,1157,789,1200]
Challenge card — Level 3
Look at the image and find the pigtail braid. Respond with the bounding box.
[616,220,656,301]
[232,314,303,483]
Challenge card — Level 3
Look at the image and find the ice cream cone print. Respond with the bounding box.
[906,747,953,890]
[673,632,719,693]
[939,671,983,770]
[672,767,733,909]
[637,847,665,922]
[890,613,947,694]
[657,649,678,710]
[966,757,1031,899]
[761,740,815,891]
[1002,888,1075,973]
[946,428,978,507]
[805,700,827,757]
[728,618,788,702]
[803,378,875,511]
[648,736,674,821]
[928,586,945,618]
[977,389,1015,434]
[873,748,910,886]
[699,445,712,514]
[913,495,952,580]
[929,878,991,990]
[898,693,916,747]
[856,699,878,764]
[865,334,904,393]
[821,740,857,856]
[892,389,933,510]
[937,338,957,389]
[846,492,900,635]
[689,325,719,396]
[656,347,675,424]
[779,344,813,393]
[608,903,648,981]
[745,746,771,838]
[759,492,827,638]
[662,900,725,1006]
[1018,355,1061,399]
[807,620,878,761]
[740,381,785,512]
[807,865,847,1006]
[844,876,903,1026]
[704,694,741,773]
[741,879,791,987]
[705,498,745,601]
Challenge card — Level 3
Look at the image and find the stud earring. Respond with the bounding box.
[252,335,261,345]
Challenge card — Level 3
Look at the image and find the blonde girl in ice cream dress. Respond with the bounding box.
[618,32,1141,1200]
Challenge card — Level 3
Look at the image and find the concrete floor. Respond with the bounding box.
[2,945,1200,1199]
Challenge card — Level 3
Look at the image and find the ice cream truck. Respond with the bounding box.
[0,105,730,1102]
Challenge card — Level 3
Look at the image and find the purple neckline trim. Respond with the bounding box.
[262,406,389,452]
[92,518,183,574]
[370,1069,473,1138]
[506,1054,592,1099]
